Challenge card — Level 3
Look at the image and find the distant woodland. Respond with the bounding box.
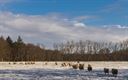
[0,36,128,61]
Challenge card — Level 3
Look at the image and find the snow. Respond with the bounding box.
[0,69,128,80]
[0,61,128,70]
[0,61,128,80]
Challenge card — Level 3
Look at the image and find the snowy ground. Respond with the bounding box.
[0,62,128,80]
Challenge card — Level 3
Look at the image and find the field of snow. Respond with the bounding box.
[0,61,128,80]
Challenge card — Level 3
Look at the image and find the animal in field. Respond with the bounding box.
[13,62,16,65]
[111,69,118,77]
[104,68,109,74]
[72,64,78,69]
[31,62,35,64]
[61,63,66,67]
[79,64,84,70]
[55,62,57,65]
[87,64,92,71]
[68,63,71,67]
[19,62,23,64]
[45,62,47,65]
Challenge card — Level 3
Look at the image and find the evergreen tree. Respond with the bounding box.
[6,36,13,47]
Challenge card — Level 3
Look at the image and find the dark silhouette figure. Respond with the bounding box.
[111,69,118,77]
[61,63,66,67]
[79,64,84,70]
[87,64,92,71]
[104,68,109,74]
[55,62,57,65]
[72,64,78,69]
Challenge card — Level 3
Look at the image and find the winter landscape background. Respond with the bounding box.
[0,0,128,80]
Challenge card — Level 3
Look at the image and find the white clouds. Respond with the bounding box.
[0,12,128,48]
[74,22,86,27]
[115,25,128,29]
[104,25,128,29]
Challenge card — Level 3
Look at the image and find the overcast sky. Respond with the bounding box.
[0,0,128,48]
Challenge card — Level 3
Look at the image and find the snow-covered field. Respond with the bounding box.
[0,61,128,80]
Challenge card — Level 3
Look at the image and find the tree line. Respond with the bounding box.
[0,36,128,61]
[54,40,128,61]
